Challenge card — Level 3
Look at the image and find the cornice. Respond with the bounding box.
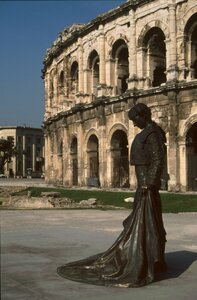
[42,80,197,128]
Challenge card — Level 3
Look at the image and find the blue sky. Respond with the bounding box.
[0,0,124,128]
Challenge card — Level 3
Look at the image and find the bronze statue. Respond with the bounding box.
[57,103,167,287]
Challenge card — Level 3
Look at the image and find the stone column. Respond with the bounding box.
[83,68,92,102]
[98,126,107,187]
[145,49,151,88]
[44,73,49,115]
[105,58,115,96]
[53,69,58,112]
[77,121,84,186]
[177,35,187,81]
[99,25,105,84]
[178,139,187,191]
[127,9,138,90]
[76,38,84,104]
[166,0,179,82]
[106,147,112,187]
[97,25,106,97]
[64,128,72,186]
[186,40,193,80]
[166,91,179,191]
[137,47,146,89]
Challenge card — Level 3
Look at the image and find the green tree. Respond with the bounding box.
[0,137,16,174]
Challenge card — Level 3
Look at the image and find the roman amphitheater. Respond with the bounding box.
[42,0,197,191]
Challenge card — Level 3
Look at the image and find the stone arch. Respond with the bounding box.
[49,69,55,98]
[180,114,197,139]
[138,25,167,87]
[59,71,64,86]
[68,56,79,67]
[86,49,100,96]
[67,60,79,99]
[137,20,169,48]
[70,135,78,186]
[179,114,197,191]
[85,129,100,187]
[58,138,63,156]
[84,128,99,146]
[107,123,128,143]
[110,39,129,94]
[183,12,197,79]
[69,134,78,153]
[107,33,129,48]
[179,6,197,34]
[58,70,64,96]
[107,123,129,188]
[186,122,197,190]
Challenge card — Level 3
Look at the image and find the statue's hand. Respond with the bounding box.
[141,185,153,194]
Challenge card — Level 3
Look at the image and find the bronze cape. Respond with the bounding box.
[57,122,167,287]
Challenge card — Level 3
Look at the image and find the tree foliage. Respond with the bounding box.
[0,137,16,173]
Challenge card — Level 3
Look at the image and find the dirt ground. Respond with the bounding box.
[0,186,25,198]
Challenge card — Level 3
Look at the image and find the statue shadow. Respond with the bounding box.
[155,250,197,282]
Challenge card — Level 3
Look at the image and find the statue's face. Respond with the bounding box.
[132,115,146,129]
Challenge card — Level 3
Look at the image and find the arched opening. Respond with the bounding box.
[111,130,129,188]
[58,139,63,183]
[112,39,129,95]
[87,134,99,187]
[69,61,79,99]
[186,122,197,190]
[193,59,197,79]
[88,50,100,97]
[191,26,197,79]
[143,27,166,87]
[185,14,197,80]
[49,79,54,100]
[71,137,78,186]
[58,140,63,156]
[58,71,64,95]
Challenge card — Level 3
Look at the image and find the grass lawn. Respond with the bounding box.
[13,187,197,213]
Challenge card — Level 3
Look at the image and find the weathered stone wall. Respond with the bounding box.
[42,0,197,191]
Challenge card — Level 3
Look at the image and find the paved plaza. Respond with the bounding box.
[1,209,197,300]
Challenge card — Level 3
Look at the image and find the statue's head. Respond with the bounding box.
[128,103,151,129]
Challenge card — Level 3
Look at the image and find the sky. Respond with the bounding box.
[0,0,125,128]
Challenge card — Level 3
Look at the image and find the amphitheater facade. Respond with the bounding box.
[42,0,197,191]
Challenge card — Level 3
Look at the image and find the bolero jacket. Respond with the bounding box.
[130,122,165,166]
[130,122,166,187]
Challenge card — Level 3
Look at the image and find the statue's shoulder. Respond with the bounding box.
[141,122,166,144]
[140,123,157,142]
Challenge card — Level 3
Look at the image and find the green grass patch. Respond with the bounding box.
[160,193,197,213]
[13,187,197,213]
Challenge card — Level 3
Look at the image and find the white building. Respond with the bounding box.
[0,126,44,178]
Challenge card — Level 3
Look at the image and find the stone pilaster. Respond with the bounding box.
[136,47,146,89]
[97,25,106,97]
[178,138,187,191]
[166,0,178,82]
[98,126,107,187]
[105,58,115,96]
[53,69,58,106]
[76,37,85,104]
[167,90,179,191]
[127,9,138,90]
